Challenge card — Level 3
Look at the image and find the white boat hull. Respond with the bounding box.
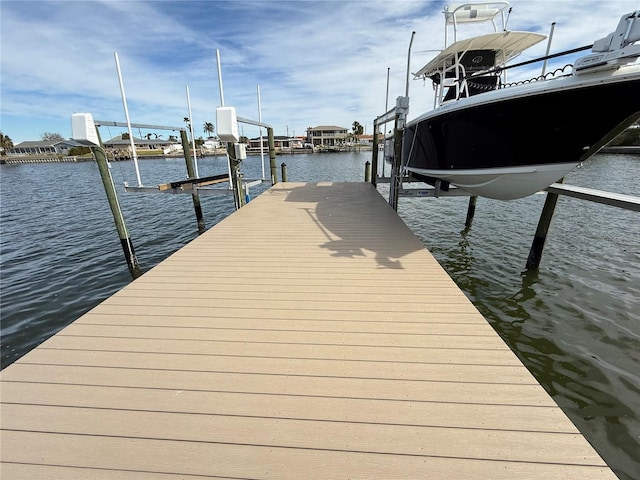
[405,162,579,200]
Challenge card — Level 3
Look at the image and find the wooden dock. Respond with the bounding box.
[0,182,616,479]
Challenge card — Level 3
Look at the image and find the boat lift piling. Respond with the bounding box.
[72,113,142,278]
[179,129,206,232]
[465,196,478,227]
[371,96,409,210]
[268,127,278,185]
[91,145,142,278]
[526,186,561,270]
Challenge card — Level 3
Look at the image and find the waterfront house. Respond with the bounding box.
[248,135,303,152]
[6,139,83,156]
[306,125,349,147]
[102,135,180,157]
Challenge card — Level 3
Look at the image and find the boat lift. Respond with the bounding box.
[71,111,278,277]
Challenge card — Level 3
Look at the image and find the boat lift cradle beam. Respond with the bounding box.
[94,120,187,132]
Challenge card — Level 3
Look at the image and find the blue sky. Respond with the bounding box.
[1,0,639,144]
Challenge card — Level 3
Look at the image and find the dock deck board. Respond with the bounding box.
[0,182,616,478]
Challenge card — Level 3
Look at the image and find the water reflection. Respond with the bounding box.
[422,214,640,479]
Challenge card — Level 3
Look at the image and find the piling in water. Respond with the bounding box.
[91,146,141,278]
[226,142,245,210]
[389,114,403,211]
[370,131,379,186]
[180,130,205,233]
[268,127,278,185]
[465,196,478,227]
[526,187,561,269]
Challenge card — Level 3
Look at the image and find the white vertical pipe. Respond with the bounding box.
[542,22,556,76]
[405,31,415,100]
[385,67,390,111]
[257,84,265,180]
[186,85,199,178]
[216,49,225,107]
[114,52,142,186]
[216,49,232,188]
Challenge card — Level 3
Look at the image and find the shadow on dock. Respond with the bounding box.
[280,182,423,269]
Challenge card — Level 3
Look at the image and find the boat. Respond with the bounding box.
[402,2,640,200]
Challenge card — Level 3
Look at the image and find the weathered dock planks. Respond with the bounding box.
[0,182,616,479]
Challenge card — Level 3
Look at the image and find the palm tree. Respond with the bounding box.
[183,117,191,128]
[203,122,215,138]
[0,132,14,154]
[352,121,363,138]
[352,121,364,150]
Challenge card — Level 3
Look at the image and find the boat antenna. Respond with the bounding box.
[504,7,512,31]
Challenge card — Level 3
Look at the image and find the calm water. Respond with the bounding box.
[1,151,638,479]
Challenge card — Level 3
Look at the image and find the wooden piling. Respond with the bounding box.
[267,127,278,185]
[91,146,141,278]
[226,143,245,210]
[180,130,205,232]
[389,114,403,211]
[465,196,478,228]
[281,163,288,182]
[526,186,562,269]
[364,161,371,183]
[370,129,379,186]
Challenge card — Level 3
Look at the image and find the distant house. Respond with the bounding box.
[6,139,82,156]
[102,136,177,151]
[202,137,221,150]
[306,125,349,147]
[353,134,378,147]
[248,136,302,151]
[102,136,180,157]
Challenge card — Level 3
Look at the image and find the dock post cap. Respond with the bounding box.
[71,112,100,146]
[217,106,239,142]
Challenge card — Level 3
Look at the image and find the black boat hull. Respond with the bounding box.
[402,75,640,199]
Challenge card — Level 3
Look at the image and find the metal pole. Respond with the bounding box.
[258,85,266,180]
[385,67,390,112]
[186,85,199,178]
[216,49,225,107]
[91,146,141,278]
[405,32,415,99]
[267,127,278,185]
[541,23,556,76]
[180,130,205,232]
[114,52,142,187]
